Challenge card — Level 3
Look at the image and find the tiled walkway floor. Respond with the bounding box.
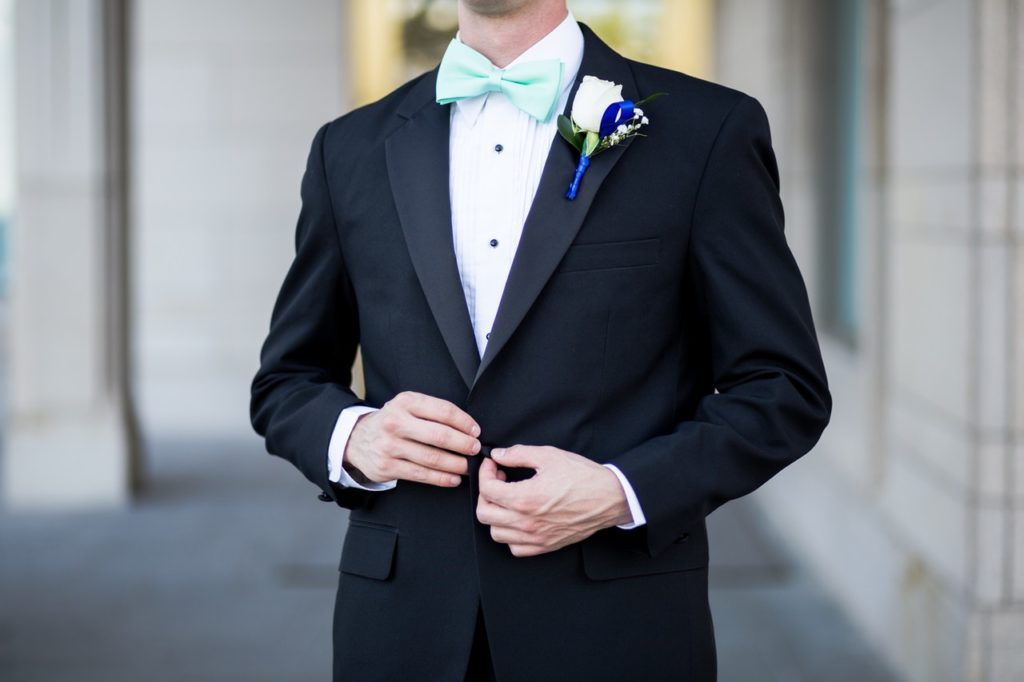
[0,436,903,681]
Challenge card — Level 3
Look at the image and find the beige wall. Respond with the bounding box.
[714,0,1024,679]
[131,0,350,439]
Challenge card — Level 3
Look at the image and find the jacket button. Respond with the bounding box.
[317,491,332,502]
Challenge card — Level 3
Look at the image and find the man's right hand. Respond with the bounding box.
[342,391,482,488]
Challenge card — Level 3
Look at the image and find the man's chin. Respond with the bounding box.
[460,0,539,19]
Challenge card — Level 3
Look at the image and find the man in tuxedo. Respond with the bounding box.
[250,0,831,680]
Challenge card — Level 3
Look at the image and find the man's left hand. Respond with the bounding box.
[476,445,632,557]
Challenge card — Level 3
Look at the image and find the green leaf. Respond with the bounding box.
[582,131,600,157]
[633,91,668,108]
[557,114,583,152]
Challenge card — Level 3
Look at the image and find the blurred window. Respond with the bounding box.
[818,0,865,345]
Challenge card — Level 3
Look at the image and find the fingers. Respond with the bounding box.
[388,460,463,488]
[476,491,521,527]
[348,392,486,488]
[507,544,545,558]
[479,457,541,515]
[488,525,538,546]
[385,392,480,455]
[488,522,550,558]
[397,440,472,476]
[396,391,480,438]
[478,457,516,506]
[397,416,481,456]
[491,444,543,469]
[477,489,547,556]
[479,455,499,480]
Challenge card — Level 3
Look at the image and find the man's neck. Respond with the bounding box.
[456,2,568,68]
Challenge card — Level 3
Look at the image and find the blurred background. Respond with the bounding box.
[0,0,1021,680]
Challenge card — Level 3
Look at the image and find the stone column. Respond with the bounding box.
[969,1,1024,677]
[4,0,140,509]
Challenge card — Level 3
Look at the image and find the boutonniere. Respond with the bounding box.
[558,76,666,200]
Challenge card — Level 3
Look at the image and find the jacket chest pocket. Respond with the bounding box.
[555,237,661,274]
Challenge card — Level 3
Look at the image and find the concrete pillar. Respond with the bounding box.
[4,0,140,509]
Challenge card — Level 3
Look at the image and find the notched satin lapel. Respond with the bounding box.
[386,74,480,390]
[470,24,639,391]
[383,23,640,394]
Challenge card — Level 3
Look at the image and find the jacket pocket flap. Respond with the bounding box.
[557,237,661,273]
[339,521,398,580]
[581,527,708,580]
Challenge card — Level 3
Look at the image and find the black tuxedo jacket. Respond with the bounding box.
[251,22,830,682]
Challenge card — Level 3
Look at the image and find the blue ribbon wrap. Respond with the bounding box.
[565,155,590,200]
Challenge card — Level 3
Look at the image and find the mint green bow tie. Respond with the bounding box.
[435,38,563,122]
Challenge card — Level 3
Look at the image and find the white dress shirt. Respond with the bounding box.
[326,9,646,529]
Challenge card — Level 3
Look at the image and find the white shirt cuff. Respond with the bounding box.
[327,405,396,491]
[602,463,647,529]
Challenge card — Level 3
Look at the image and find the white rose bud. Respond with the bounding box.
[571,75,624,134]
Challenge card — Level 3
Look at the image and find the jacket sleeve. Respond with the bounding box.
[607,94,832,557]
[250,121,374,510]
